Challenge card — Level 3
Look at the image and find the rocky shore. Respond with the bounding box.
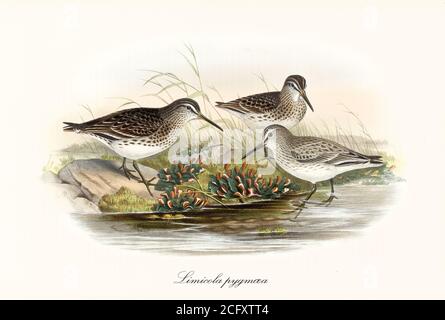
[43,159,160,214]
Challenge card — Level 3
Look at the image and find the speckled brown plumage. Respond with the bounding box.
[216,92,280,114]
[63,98,222,161]
[63,98,222,195]
[64,106,185,142]
[215,75,314,130]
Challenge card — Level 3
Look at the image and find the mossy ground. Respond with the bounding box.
[257,226,288,235]
[98,187,156,213]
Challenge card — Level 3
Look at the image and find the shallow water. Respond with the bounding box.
[72,183,401,254]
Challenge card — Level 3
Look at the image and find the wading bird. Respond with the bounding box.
[63,98,223,196]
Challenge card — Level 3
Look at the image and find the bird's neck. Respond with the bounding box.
[280,86,307,119]
[163,105,190,128]
[281,85,301,102]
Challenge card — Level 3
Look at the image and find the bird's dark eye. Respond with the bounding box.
[268,132,273,138]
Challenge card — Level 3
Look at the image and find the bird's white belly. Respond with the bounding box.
[110,140,168,160]
[84,129,181,160]
[279,161,383,184]
[279,162,337,184]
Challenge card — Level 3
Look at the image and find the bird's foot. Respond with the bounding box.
[322,193,338,206]
[291,205,307,221]
[119,164,142,182]
[302,194,338,207]
[302,199,320,205]
[140,176,157,197]
[289,201,307,221]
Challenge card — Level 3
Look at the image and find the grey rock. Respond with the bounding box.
[58,159,160,204]
[42,171,62,183]
[54,183,83,200]
[71,197,101,214]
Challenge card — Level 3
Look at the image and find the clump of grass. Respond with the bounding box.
[101,154,121,161]
[99,187,156,213]
[43,155,75,174]
[257,226,288,236]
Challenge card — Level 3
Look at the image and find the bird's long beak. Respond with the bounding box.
[198,113,223,131]
[301,90,314,112]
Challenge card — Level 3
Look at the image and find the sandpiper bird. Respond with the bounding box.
[215,75,314,130]
[63,98,223,196]
[261,125,384,207]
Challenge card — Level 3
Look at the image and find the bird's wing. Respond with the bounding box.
[73,108,166,139]
[215,92,281,114]
[291,151,340,164]
[290,137,380,166]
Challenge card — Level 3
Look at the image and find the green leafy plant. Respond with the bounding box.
[156,162,205,191]
[208,163,299,201]
[155,186,208,212]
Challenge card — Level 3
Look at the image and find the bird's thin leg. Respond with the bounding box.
[292,205,306,221]
[304,179,338,206]
[291,183,317,221]
[119,158,141,181]
[133,160,156,197]
[321,179,338,206]
[302,183,317,204]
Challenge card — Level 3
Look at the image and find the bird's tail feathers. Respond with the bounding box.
[368,155,384,165]
[63,122,82,132]
[215,102,247,114]
[335,153,384,167]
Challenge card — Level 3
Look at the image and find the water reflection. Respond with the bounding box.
[73,184,401,254]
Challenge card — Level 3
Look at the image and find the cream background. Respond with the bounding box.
[1,0,444,299]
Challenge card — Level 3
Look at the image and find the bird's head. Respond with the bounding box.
[175,98,223,131]
[284,75,314,112]
[262,124,288,157]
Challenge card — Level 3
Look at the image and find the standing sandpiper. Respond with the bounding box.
[63,98,223,196]
[215,75,314,130]
[261,125,383,208]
